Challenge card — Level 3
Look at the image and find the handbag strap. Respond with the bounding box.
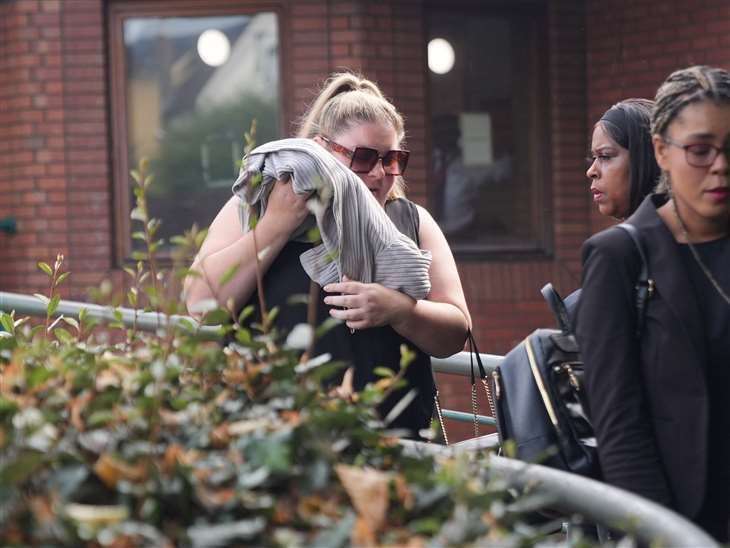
[616,223,654,337]
[432,389,449,445]
[467,329,496,437]
[540,283,572,335]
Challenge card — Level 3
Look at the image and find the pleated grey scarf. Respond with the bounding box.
[232,138,432,300]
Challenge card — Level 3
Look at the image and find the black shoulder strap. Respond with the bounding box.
[540,283,572,335]
[616,223,654,337]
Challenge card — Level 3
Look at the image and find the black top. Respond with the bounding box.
[678,236,730,540]
[244,198,434,437]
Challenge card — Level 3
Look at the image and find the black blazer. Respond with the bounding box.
[575,194,709,519]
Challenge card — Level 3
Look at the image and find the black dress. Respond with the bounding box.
[243,198,435,437]
[678,236,730,542]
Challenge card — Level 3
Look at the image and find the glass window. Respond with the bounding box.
[428,6,549,255]
[112,10,281,256]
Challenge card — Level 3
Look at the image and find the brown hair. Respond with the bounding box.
[297,72,407,200]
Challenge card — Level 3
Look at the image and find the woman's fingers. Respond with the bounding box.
[323,294,359,308]
[323,280,361,295]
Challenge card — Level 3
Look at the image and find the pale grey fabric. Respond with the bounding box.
[232,138,432,300]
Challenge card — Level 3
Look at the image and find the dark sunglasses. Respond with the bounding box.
[321,136,409,175]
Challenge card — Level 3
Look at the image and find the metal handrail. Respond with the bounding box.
[0,291,494,424]
[0,291,221,339]
[399,440,717,547]
[489,455,717,547]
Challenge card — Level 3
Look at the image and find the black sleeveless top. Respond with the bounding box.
[245,198,435,436]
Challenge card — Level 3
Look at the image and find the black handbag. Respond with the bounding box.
[489,223,652,477]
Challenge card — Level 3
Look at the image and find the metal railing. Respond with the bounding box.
[0,291,719,546]
[0,291,221,339]
[399,441,717,547]
[431,351,502,426]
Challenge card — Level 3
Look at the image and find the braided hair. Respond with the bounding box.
[651,66,730,192]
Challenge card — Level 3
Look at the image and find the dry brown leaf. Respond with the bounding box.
[195,485,236,511]
[351,516,377,547]
[227,417,269,437]
[70,391,92,432]
[210,423,231,448]
[94,453,148,488]
[95,368,121,391]
[393,475,414,510]
[162,443,184,474]
[29,495,55,525]
[296,495,342,521]
[335,465,390,537]
[280,410,301,426]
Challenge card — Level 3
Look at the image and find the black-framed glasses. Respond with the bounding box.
[663,137,730,168]
[321,136,409,175]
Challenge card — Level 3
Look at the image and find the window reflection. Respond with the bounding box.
[123,14,280,249]
[428,10,547,253]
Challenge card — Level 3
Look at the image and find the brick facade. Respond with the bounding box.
[1,0,729,440]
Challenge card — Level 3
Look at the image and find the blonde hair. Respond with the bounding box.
[297,72,407,200]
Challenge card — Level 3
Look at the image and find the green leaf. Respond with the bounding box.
[34,293,50,306]
[130,169,142,184]
[0,314,14,334]
[53,327,73,344]
[130,207,146,222]
[373,367,394,378]
[0,451,45,485]
[61,317,79,331]
[37,262,53,276]
[237,305,254,324]
[315,317,341,339]
[219,263,240,288]
[55,271,70,285]
[132,231,146,241]
[235,329,252,345]
[202,309,230,326]
[48,295,61,316]
[87,410,114,428]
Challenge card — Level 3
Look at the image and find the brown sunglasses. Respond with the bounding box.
[321,136,409,175]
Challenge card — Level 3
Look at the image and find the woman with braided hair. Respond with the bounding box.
[576,65,730,541]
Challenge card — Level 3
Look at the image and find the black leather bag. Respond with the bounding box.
[490,284,599,477]
[489,223,652,477]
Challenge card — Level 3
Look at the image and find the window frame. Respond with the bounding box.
[107,0,290,265]
[425,0,552,259]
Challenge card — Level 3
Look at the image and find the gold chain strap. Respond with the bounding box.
[481,377,497,419]
[470,383,479,438]
[433,391,449,446]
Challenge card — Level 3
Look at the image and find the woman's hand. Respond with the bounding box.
[259,179,310,238]
[323,276,416,330]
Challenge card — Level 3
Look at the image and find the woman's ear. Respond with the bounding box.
[313,135,325,147]
[652,134,670,170]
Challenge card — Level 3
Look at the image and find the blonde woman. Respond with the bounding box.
[185,73,470,437]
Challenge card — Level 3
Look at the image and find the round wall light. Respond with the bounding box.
[197,29,231,67]
[428,38,455,74]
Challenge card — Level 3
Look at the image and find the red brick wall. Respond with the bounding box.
[586,0,730,234]
[0,0,113,297]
